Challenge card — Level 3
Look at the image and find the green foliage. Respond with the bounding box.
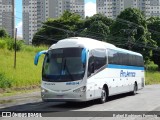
[0,40,6,49]
[0,46,47,90]
[0,38,23,51]
[145,62,160,85]
[6,39,14,50]
[80,14,113,41]
[145,71,160,85]
[84,14,113,27]
[0,73,12,89]
[147,17,160,70]
[145,61,158,71]
[0,38,47,53]
[32,13,114,45]
[60,11,81,23]
[0,29,8,38]
[32,11,83,45]
[0,38,46,90]
[15,40,23,51]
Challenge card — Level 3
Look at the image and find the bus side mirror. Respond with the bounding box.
[34,50,47,66]
[81,48,87,64]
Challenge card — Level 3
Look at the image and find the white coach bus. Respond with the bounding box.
[34,37,145,103]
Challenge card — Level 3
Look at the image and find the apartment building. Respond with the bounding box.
[0,0,14,37]
[97,0,160,19]
[23,0,84,45]
[149,0,160,17]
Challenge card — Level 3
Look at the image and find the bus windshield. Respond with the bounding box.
[42,48,86,82]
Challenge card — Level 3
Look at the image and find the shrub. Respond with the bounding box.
[0,29,8,38]
[0,73,12,89]
[15,40,23,51]
[6,39,23,51]
[6,39,14,50]
[0,40,6,49]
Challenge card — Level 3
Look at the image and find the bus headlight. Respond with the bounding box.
[73,86,86,93]
[41,88,48,93]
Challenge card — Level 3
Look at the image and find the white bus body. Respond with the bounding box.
[34,37,145,103]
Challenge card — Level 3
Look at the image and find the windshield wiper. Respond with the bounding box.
[63,59,74,81]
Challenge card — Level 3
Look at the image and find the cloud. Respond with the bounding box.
[85,2,96,17]
[16,21,22,38]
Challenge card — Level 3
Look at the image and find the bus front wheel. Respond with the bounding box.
[99,87,108,104]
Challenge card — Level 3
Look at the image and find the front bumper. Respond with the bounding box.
[41,88,87,102]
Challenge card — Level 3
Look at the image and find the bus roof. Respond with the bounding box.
[49,37,142,56]
[50,37,116,49]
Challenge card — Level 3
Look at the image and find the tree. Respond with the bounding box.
[32,12,114,45]
[147,17,160,70]
[80,20,110,41]
[32,11,83,45]
[79,14,113,41]
[0,29,8,38]
[110,8,156,63]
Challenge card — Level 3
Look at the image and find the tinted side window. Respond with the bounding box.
[136,56,144,67]
[108,49,117,64]
[92,49,106,70]
[117,52,125,65]
[108,49,144,67]
[87,49,106,77]
[88,51,94,77]
[121,53,128,65]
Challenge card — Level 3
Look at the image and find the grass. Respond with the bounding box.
[0,38,48,95]
[0,47,47,91]
[145,71,160,85]
[145,62,160,84]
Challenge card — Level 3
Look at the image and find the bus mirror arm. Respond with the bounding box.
[34,50,47,66]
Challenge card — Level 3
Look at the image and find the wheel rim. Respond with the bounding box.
[101,89,106,102]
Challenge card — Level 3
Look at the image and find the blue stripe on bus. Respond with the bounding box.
[108,64,144,70]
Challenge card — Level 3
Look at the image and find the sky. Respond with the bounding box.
[15,0,96,37]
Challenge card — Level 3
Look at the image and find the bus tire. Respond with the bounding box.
[99,87,107,104]
[131,82,138,95]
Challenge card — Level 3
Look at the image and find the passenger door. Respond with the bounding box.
[88,49,107,98]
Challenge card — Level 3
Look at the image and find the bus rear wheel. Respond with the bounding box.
[99,87,107,104]
[131,83,138,95]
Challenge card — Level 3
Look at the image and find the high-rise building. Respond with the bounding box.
[0,0,15,37]
[97,0,160,19]
[149,0,160,17]
[23,0,84,45]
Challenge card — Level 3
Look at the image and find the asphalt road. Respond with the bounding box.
[0,85,160,120]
